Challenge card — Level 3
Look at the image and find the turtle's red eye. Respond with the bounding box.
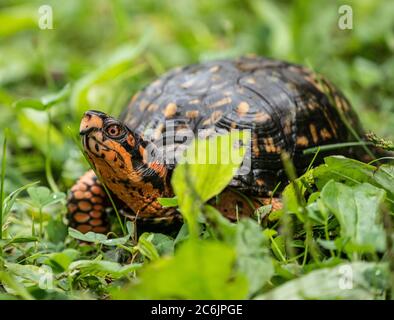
[105,124,123,138]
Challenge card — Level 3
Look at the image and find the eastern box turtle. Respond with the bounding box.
[67,56,368,234]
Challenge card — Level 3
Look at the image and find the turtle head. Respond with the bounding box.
[80,110,171,217]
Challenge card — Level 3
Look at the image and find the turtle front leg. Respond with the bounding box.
[67,170,111,234]
[211,189,283,221]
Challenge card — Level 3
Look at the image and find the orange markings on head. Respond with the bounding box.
[80,113,104,133]
[127,134,135,148]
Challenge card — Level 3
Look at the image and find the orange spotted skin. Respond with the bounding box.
[67,170,110,234]
[68,56,368,233]
[80,111,173,219]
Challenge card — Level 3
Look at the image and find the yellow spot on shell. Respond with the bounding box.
[189,99,200,104]
[186,110,200,119]
[209,97,232,109]
[263,137,280,153]
[209,65,220,72]
[131,92,140,103]
[138,100,149,111]
[237,102,250,116]
[153,123,165,140]
[163,103,177,118]
[147,104,159,112]
[320,128,332,140]
[203,110,223,125]
[245,77,256,84]
[309,124,319,144]
[296,136,309,147]
[181,79,195,88]
[255,112,271,122]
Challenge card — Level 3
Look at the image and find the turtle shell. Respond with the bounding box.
[120,56,364,195]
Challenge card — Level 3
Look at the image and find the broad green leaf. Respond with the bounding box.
[44,249,80,273]
[0,6,36,37]
[314,156,375,189]
[257,262,389,300]
[157,196,178,208]
[68,225,130,246]
[5,262,54,288]
[69,258,141,279]
[373,164,394,197]
[111,240,248,299]
[71,35,151,116]
[171,130,250,236]
[2,181,39,219]
[136,233,160,261]
[149,233,175,256]
[46,219,68,244]
[320,181,386,253]
[14,84,70,111]
[17,111,66,162]
[27,186,65,208]
[0,272,33,300]
[314,156,394,204]
[205,206,274,295]
[68,227,107,243]
[233,219,274,295]
[0,236,38,248]
[13,98,45,111]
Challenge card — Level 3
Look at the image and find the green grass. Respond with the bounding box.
[0,0,393,300]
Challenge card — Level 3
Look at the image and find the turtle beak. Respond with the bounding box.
[80,110,107,136]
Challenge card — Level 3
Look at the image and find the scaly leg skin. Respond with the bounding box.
[67,170,111,234]
[211,189,282,221]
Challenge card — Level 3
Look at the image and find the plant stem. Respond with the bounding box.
[0,131,7,241]
[46,111,59,193]
[39,207,43,239]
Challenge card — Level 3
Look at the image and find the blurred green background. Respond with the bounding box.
[0,0,393,193]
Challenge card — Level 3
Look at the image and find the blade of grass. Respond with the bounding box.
[0,130,8,241]
[45,110,59,193]
[303,141,373,155]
